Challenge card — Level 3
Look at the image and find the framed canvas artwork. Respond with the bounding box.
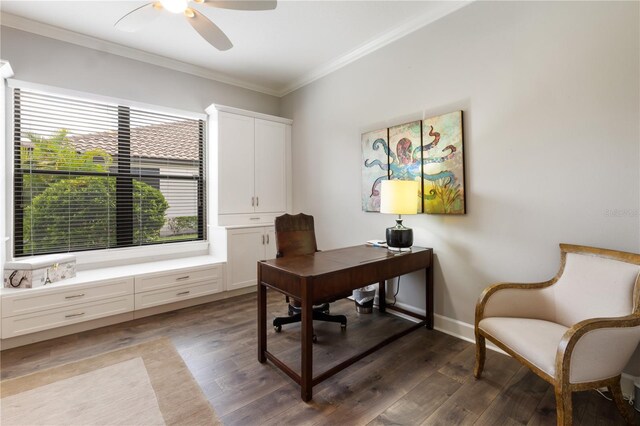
[361,110,465,214]
[422,111,465,214]
[361,128,388,212]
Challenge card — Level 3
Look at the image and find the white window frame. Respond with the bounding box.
[4,79,210,269]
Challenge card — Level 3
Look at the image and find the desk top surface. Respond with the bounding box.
[259,245,431,278]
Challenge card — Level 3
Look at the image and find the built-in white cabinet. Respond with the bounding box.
[207,105,292,227]
[225,226,277,291]
[134,264,222,310]
[0,258,224,341]
[1,277,135,338]
[207,105,291,295]
[217,113,287,216]
[217,112,256,215]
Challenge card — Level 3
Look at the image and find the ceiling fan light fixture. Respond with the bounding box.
[184,8,195,18]
[160,0,188,14]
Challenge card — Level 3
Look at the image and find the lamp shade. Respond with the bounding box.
[380,180,419,215]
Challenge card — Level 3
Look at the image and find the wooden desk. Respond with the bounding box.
[257,245,433,401]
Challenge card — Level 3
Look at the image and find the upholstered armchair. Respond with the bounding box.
[474,243,640,425]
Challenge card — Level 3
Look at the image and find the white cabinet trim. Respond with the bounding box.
[206,104,293,125]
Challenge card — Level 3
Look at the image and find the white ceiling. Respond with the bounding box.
[0,1,468,96]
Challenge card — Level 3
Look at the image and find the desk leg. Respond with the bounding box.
[426,252,434,329]
[300,278,313,401]
[258,265,267,363]
[378,280,386,313]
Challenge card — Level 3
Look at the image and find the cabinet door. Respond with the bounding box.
[264,226,277,260]
[218,112,255,214]
[254,119,286,213]
[226,228,265,290]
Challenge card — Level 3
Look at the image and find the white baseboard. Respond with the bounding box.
[383,299,638,399]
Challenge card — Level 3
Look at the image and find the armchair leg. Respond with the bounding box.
[608,378,635,425]
[554,386,573,426]
[474,333,486,379]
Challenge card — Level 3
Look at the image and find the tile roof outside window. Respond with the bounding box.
[67,120,200,161]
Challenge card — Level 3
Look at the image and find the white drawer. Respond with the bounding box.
[2,295,134,338]
[2,278,134,318]
[135,265,221,293]
[134,279,222,310]
[217,213,281,226]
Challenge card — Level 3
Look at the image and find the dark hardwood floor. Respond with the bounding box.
[1,291,636,425]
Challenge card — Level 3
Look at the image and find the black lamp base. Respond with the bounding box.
[385,217,413,252]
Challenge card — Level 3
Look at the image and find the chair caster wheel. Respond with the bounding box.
[341,323,347,330]
[274,325,282,332]
[312,334,318,343]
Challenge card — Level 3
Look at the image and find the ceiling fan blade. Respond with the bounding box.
[114,2,159,32]
[203,0,277,11]
[187,9,233,51]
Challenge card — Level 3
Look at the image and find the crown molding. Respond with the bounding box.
[278,1,472,97]
[0,12,280,97]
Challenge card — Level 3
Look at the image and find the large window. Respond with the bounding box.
[13,88,205,257]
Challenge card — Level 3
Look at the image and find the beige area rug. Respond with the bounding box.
[0,338,220,426]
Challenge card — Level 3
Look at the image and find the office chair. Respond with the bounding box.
[272,213,347,341]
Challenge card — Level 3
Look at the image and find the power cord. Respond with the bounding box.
[595,388,638,411]
[391,275,401,306]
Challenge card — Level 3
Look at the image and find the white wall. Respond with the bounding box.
[0,27,280,116]
[281,2,640,374]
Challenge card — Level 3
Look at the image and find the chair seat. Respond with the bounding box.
[479,317,569,378]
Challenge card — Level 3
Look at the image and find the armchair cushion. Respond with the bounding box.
[569,324,640,383]
[552,253,639,326]
[478,317,568,378]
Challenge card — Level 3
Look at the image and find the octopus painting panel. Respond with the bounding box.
[422,111,465,214]
[361,128,388,212]
[388,120,423,213]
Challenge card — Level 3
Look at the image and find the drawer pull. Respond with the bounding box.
[65,312,85,319]
[176,276,190,281]
[65,294,85,299]
[177,291,191,296]
[249,217,260,220]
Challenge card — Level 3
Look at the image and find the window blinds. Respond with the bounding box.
[13,88,205,257]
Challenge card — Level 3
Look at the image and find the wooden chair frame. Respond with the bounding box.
[474,243,640,426]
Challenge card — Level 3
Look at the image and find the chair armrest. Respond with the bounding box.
[556,314,640,383]
[475,281,554,324]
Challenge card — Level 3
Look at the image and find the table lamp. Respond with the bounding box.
[380,179,419,251]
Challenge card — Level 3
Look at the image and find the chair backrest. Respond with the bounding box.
[274,213,318,258]
[550,244,640,327]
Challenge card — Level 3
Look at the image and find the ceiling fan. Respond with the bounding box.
[115,0,277,51]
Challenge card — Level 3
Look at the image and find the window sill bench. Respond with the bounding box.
[0,255,251,349]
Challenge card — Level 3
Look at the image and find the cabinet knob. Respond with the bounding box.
[262,234,265,245]
[266,234,269,244]
[251,197,255,207]
[256,197,259,206]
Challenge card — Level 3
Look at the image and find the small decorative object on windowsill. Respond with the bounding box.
[3,254,76,289]
[380,180,419,252]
